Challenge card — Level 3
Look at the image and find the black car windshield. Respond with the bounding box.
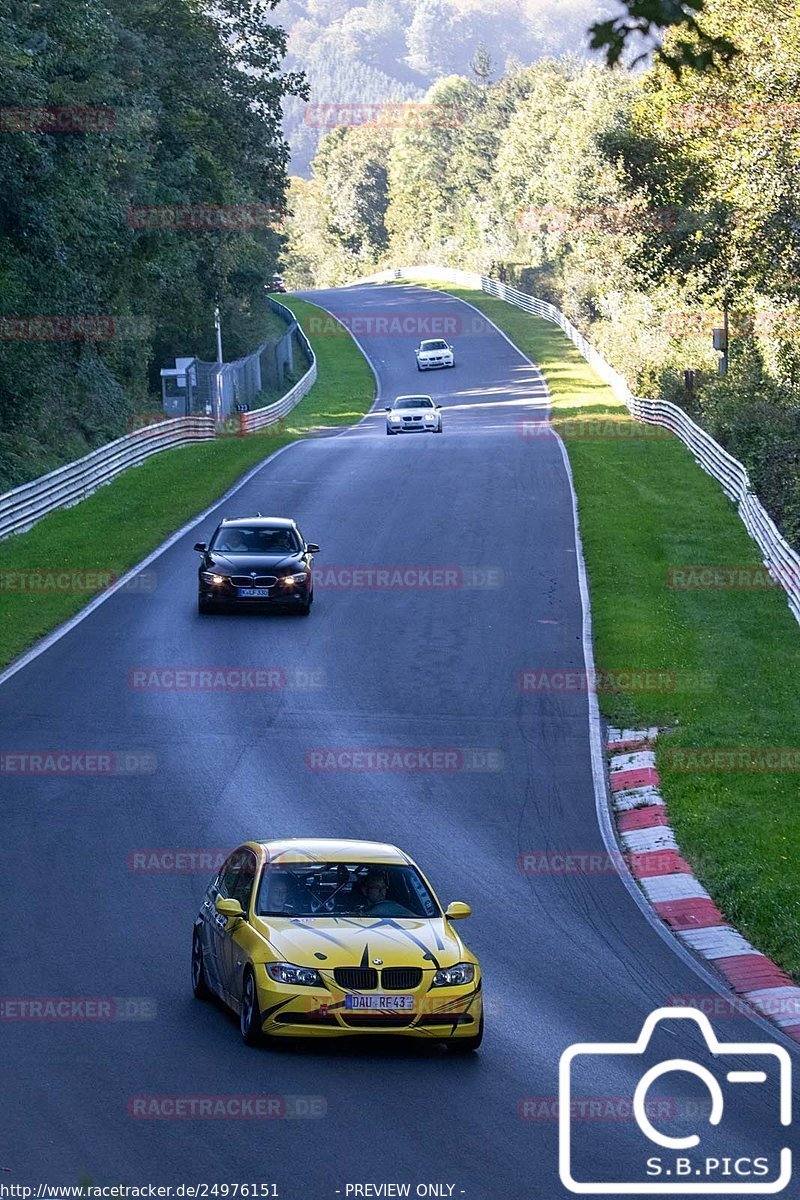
[395,397,433,409]
[211,526,300,554]
[421,340,448,351]
[256,862,440,919]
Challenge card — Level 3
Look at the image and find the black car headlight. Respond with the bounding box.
[280,572,309,587]
[265,962,323,987]
[201,571,228,585]
[431,963,475,987]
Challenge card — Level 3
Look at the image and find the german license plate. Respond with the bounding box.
[237,588,270,598]
[344,994,414,1011]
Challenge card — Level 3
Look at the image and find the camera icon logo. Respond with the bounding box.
[559,1007,792,1194]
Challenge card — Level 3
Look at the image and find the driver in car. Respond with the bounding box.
[358,869,414,917]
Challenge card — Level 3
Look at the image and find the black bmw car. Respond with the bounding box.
[194,516,319,615]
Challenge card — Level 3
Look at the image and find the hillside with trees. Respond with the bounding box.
[0,0,303,491]
[285,0,800,544]
[279,0,613,174]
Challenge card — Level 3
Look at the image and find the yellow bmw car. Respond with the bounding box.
[191,838,483,1050]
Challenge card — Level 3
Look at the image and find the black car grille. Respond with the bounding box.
[333,966,422,991]
[333,967,378,990]
[229,575,278,588]
[381,967,422,990]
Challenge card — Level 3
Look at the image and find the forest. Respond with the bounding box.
[0,0,304,490]
[286,0,800,544]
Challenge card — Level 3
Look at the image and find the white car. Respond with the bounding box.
[415,339,455,370]
[385,395,443,435]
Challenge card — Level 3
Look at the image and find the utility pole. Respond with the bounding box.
[713,292,729,377]
[214,304,224,423]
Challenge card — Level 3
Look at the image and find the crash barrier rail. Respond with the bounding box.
[239,300,316,432]
[0,299,317,540]
[0,416,215,540]
[352,265,800,624]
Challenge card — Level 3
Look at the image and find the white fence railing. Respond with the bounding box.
[352,265,800,625]
[0,299,317,541]
[0,416,215,540]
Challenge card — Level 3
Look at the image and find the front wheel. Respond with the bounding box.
[191,929,211,999]
[386,427,397,436]
[436,422,443,433]
[198,596,212,615]
[240,968,264,1046]
[447,1012,483,1052]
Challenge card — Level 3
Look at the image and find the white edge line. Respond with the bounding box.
[0,292,380,691]
[4,277,796,1051]
[0,442,302,690]
[403,277,800,1051]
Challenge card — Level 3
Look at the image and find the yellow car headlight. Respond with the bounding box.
[431,963,475,987]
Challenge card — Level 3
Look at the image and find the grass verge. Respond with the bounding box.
[425,279,800,980]
[0,295,373,670]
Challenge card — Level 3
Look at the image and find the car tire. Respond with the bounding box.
[191,928,211,1000]
[198,596,212,615]
[446,1012,483,1052]
[386,427,397,435]
[240,968,264,1046]
[436,422,443,433]
[297,595,312,615]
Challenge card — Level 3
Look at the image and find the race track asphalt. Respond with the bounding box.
[1,283,794,1199]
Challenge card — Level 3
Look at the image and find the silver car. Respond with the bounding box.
[385,395,443,435]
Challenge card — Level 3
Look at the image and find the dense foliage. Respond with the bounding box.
[286,0,800,543]
[279,0,612,175]
[0,0,304,490]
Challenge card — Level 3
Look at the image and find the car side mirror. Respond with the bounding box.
[215,897,244,925]
[384,406,392,411]
[194,542,207,553]
[306,543,320,554]
[444,901,471,920]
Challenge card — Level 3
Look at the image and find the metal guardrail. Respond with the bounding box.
[239,301,317,432]
[0,416,215,540]
[353,265,800,625]
[0,299,318,540]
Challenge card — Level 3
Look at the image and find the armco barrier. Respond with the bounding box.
[0,417,214,540]
[352,265,800,625]
[240,299,316,432]
[0,299,317,540]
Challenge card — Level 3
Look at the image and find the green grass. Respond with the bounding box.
[425,280,800,980]
[0,295,374,669]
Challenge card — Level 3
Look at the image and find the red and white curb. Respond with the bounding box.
[607,726,800,1041]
